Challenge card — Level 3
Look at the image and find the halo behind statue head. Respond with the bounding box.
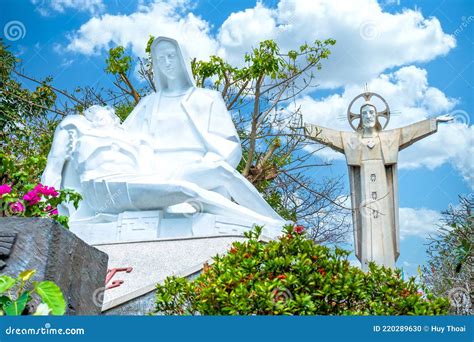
[150,36,196,92]
[347,92,390,131]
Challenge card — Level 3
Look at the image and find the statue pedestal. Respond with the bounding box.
[68,211,281,314]
[97,235,270,314]
[70,210,281,245]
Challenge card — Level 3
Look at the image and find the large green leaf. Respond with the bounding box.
[0,276,17,293]
[34,281,66,315]
[4,292,29,316]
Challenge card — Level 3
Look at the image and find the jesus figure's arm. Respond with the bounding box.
[399,116,452,150]
[304,123,344,153]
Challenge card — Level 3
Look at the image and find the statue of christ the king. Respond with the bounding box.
[305,92,452,270]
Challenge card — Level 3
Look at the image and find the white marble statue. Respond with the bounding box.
[41,37,285,243]
[122,36,281,221]
[305,92,452,270]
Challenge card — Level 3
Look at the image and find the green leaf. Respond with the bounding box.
[0,275,17,293]
[34,281,66,315]
[19,270,36,282]
[4,292,29,316]
[0,295,12,309]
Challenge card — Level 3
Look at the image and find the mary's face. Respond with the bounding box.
[154,41,182,80]
[361,105,377,128]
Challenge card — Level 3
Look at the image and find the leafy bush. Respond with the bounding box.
[0,182,81,228]
[0,269,66,316]
[154,225,449,315]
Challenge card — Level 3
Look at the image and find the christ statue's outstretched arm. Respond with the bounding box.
[399,115,452,150]
[304,123,344,153]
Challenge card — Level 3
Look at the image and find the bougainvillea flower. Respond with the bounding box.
[9,201,25,213]
[34,184,59,197]
[0,184,12,197]
[23,190,41,205]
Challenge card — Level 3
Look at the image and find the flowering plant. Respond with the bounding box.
[0,183,81,228]
[154,225,449,315]
[0,269,66,316]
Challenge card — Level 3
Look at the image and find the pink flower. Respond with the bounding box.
[44,204,58,216]
[9,201,24,213]
[0,184,12,197]
[34,184,59,197]
[23,190,41,205]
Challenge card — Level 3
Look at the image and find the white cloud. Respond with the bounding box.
[65,0,218,61]
[64,0,455,88]
[217,0,456,87]
[399,207,442,239]
[296,65,474,189]
[31,0,105,16]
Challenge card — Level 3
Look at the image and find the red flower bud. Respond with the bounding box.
[293,225,304,234]
[276,274,287,280]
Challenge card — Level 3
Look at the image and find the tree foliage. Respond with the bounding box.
[0,39,58,187]
[180,38,350,242]
[422,196,473,315]
[0,40,81,224]
[153,225,449,315]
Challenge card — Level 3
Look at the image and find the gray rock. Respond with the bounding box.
[0,217,108,315]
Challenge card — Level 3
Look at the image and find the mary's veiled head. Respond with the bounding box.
[151,37,195,92]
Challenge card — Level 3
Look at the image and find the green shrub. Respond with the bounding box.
[154,225,449,315]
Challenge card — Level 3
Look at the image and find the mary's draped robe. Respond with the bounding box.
[305,119,438,269]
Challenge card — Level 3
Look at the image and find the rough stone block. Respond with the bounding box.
[0,217,108,315]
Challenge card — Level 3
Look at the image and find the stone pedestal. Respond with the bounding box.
[70,210,280,245]
[98,235,253,315]
[0,218,109,315]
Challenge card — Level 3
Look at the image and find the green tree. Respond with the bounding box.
[0,40,81,224]
[153,225,449,315]
[422,196,473,315]
[105,46,141,104]
[0,39,58,187]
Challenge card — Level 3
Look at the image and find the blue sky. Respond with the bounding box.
[1,0,473,277]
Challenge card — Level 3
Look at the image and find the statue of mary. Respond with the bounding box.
[41,37,286,244]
